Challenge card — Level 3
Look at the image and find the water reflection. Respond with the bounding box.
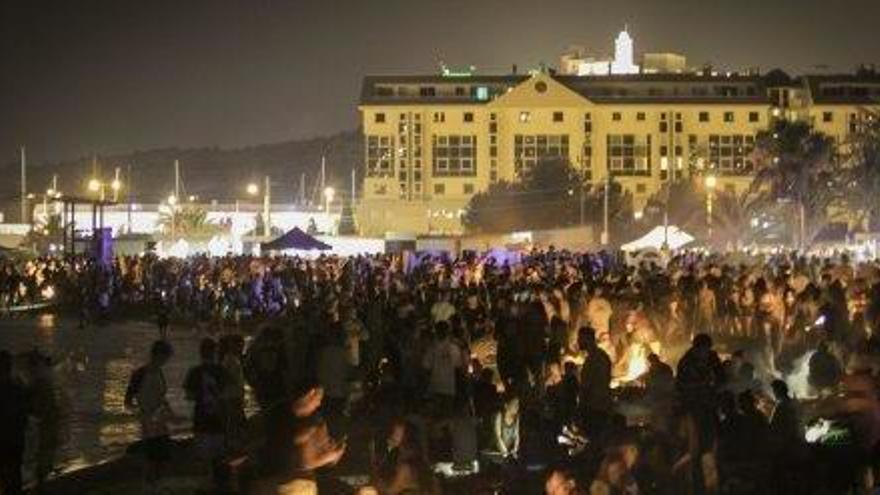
[3,314,202,478]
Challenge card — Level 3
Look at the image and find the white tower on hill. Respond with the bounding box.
[611,27,639,75]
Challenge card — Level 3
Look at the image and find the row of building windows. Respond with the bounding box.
[513,134,570,175]
[371,181,475,197]
[377,110,763,125]
[607,134,651,175]
[432,135,478,177]
[366,136,395,177]
[369,132,758,179]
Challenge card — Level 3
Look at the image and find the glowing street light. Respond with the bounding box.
[246,183,259,196]
[88,178,101,192]
[111,179,122,192]
[704,175,717,190]
[167,194,178,206]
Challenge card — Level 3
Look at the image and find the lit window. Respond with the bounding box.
[606,134,651,175]
[476,87,489,101]
[513,134,569,175]
[432,135,477,177]
[708,134,755,175]
[519,111,531,123]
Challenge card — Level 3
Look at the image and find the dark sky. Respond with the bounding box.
[3,0,879,163]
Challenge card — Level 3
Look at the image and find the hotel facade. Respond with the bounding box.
[357,69,880,236]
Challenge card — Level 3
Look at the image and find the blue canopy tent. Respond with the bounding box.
[261,227,332,252]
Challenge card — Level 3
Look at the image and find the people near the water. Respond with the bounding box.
[0,350,31,495]
[183,337,229,487]
[5,247,880,493]
[125,340,174,492]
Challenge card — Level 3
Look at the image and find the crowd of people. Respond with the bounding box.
[2,247,880,494]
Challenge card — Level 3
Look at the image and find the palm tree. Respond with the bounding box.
[157,205,222,238]
[746,119,838,249]
[711,191,750,249]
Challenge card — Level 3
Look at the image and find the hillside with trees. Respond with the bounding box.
[0,130,363,222]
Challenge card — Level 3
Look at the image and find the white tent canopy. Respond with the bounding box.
[621,225,695,252]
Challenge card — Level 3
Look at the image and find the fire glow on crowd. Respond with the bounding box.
[2,248,880,494]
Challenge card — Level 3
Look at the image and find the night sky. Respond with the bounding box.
[2,0,879,163]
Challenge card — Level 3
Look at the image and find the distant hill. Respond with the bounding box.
[0,130,363,222]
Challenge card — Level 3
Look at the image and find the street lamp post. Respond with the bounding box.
[246,180,271,237]
[705,175,717,246]
[167,194,178,239]
[88,178,104,201]
[323,187,335,232]
[263,175,271,238]
[111,167,122,202]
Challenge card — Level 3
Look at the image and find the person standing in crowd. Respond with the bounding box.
[125,340,175,492]
[676,333,724,495]
[578,326,612,435]
[430,290,456,324]
[29,351,63,489]
[423,321,464,418]
[0,351,30,495]
[156,297,170,340]
[219,335,246,448]
[183,337,228,488]
[316,325,353,421]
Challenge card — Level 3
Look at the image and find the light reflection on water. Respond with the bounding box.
[2,314,210,478]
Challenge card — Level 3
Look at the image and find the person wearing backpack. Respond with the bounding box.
[125,340,175,492]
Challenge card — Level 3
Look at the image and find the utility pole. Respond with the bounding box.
[20,146,27,224]
[174,159,180,200]
[351,168,356,205]
[320,155,326,206]
[263,175,271,237]
[50,173,58,217]
[113,167,121,202]
[127,164,133,234]
[171,159,180,240]
[299,173,306,206]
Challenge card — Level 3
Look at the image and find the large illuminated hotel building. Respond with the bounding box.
[356,34,880,236]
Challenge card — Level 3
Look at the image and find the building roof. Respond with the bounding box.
[360,72,772,106]
[804,73,880,105]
